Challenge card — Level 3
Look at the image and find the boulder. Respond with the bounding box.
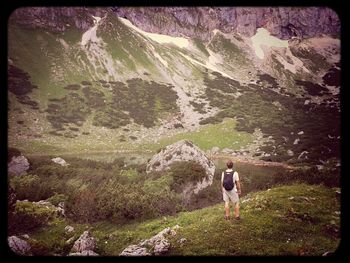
[120,225,180,256]
[287,150,294,156]
[146,140,215,194]
[210,146,220,155]
[8,236,32,256]
[8,155,30,176]
[69,250,99,256]
[65,226,75,233]
[120,245,151,256]
[51,157,69,166]
[70,231,96,254]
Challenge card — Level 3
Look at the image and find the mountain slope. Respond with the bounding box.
[24,183,340,256]
[7,7,340,165]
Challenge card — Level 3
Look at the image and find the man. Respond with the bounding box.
[221,160,241,220]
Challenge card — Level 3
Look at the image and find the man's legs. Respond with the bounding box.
[234,201,240,219]
[224,201,230,219]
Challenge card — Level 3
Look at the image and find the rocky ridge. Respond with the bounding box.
[113,7,339,40]
[10,7,339,41]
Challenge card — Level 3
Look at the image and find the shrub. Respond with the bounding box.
[8,201,55,235]
[46,193,68,206]
[169,161,207,192]
[66,189,99,223]
[10,174,54,201]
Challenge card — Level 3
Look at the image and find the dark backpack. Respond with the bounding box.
[223,171,235,191]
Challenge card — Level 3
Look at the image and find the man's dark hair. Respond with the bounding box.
[226,160,233,168]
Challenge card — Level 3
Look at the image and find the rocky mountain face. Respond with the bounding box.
[9,7,108,32]
[10,7,339,40]
[113,7,340,40]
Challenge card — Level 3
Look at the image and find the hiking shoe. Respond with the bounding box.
[234,216,241,221]
[224,215,230,220]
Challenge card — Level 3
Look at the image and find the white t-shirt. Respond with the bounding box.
[221,169,239,192]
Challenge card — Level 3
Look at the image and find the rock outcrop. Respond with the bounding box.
[8,155,30,176]
[10,7,339,41]
[69,231,98,256]
[120,225,180,256]
[113,7,339,41]
[9,7,108,32]
[146,140,215,194]
[8,236,32,256]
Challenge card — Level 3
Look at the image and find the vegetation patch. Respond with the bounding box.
[111,78,179,128]
[289,46,330,73]
[322,66,340,87]
[294,80,330,96]
[64,84,80,90]
[8,64,39,109]
[46,92,91,131]
[168,161,207,192]
[208,34,249,66]
[200,73,340,164]
[193,38,210,57]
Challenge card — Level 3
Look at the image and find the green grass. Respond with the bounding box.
[26,183,340,256]
[141,118,253,152]
[208,33,251,67]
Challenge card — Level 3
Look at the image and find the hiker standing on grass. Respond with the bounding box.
[221,160,241,220]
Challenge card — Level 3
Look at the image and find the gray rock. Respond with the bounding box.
[146,140,215,195]
[69,250,99,256]
[178,238,187,244]
[8,236,32,256]
[298,151,308,159]
[211,146,220,154]
[51,157,69,166]
[120,225,180,256]
[65,226,75,233]
[8,155,30,176]
[287,150,294,156]
[71,231,96,253]
[120,245,151,256]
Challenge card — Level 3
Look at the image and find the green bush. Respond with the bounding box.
[8,201,55,235]
[46,193,68,206]
[169,161,207,192]
[10,174,54,201]
[66,189,99,223]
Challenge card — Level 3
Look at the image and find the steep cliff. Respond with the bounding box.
[9,7,109,32]
[113,7,339,40]
[10,7,339,40]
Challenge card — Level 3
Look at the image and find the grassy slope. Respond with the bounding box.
[141,118,253,152]
[30,183,340,256]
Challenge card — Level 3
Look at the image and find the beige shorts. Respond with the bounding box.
[223,189,239,204]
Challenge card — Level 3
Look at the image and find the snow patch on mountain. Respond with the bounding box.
[119,17,189,49]
[251,28,288,59]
